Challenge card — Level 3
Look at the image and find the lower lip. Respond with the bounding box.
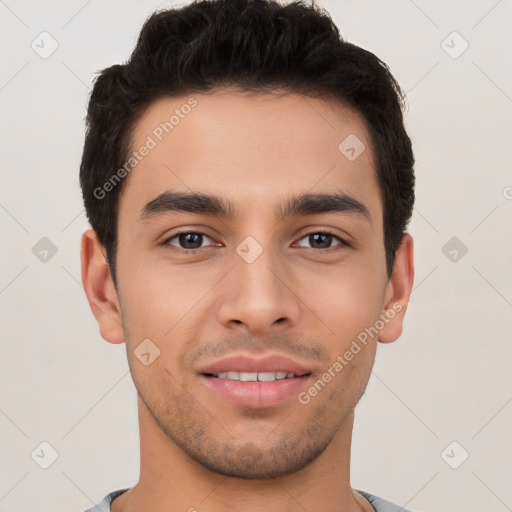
[199,374,311,408]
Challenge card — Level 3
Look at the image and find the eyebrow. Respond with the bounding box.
[139,190,371,223]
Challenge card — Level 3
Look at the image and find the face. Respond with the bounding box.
[93,89,408,479]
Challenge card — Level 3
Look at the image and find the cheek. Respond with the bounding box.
[300,260,385,338]
[116,260,218,387]
[117,255,212,335]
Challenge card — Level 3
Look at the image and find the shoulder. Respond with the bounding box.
[356,489,415,512]
[81,489,129,512]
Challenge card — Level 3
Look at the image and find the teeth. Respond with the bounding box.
[212,371,298,381]
[239,372,258,382]
[256,372,276,381]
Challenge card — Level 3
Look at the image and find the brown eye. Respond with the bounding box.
[165,232,214,251]
[296,231,347,250]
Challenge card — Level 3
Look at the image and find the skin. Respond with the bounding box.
[81,89,414,512]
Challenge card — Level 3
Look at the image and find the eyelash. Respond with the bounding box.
[162,230,349,253]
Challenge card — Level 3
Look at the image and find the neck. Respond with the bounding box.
[111,396,369,512]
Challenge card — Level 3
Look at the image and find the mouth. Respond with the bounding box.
[197,354,313,408]
[204,370,311,381]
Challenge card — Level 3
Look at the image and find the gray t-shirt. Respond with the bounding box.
[83,488,413,511]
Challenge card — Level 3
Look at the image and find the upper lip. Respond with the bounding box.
[197,353,312,376]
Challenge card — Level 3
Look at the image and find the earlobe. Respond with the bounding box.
[378,233,414,344]
[80,228,125,344]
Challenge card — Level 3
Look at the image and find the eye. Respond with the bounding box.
[162,230,349,253]
[296,231,348,250]
[164,231,215,251]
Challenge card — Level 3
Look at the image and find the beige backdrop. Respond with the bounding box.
[1,1,511,511]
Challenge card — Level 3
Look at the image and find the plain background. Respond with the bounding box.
[0,0,511,511]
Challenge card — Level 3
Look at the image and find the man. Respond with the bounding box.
[79,0,415,510]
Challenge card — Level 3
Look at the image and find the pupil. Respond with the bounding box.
[177,233,333,250]
[180,233,202,249]
[311,233,331,248]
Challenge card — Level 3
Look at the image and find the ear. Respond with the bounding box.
[378,233,414,344]
[80,228,124,344]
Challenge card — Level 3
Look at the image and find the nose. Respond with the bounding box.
[216,243,301,335]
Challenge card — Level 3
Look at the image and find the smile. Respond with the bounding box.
[206,371,308,381]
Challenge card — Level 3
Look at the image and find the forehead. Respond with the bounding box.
[119,89,381,224]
